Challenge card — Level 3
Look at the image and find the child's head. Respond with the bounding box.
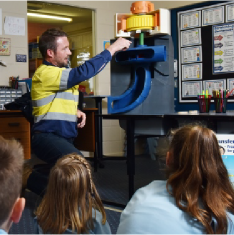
[36,153,106,234]
[0,136,25,232]
[166,124,222,174]
[166,124,234,234]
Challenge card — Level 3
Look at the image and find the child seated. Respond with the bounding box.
[117,124,234,234]
[34,153,111,234]
[0,136,25,234]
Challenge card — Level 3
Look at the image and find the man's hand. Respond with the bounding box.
[107,37,132,56]
[77,110,86,128]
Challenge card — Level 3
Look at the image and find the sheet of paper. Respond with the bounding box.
[202,6,224,26]
[203,79,226,96]
[181,46,202,63]
[226,4,234,22]
[181,28,201,47]
[182,81,202,98]
[182,63,202,80]
[181,11,201,30]
[0,9,2,35]
[227,78,234,96]
[4,16,25,36]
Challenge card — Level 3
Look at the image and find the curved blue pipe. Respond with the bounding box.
[108,45,166,114]
[115,45,166,64]
[108,65,151,113]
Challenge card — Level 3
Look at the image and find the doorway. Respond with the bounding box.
[27,1,95,95]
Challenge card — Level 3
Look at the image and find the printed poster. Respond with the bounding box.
[0,9,2,35]
[182,81,202,98]
[181,11,201,30]
[202,6,224,26]
[103,41,110,50]
[213,23,234,74]
[0,37,11,55]
[203,79,226,96]
[226,4,234,22]
[181,28,201,47]
[182,63,202,80]
[4,16,25,36]
[181,46,202,63]
[216,134,234,185]
[227,78,234,96]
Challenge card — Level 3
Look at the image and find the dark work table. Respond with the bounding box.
[165,110,234,119]
[165,111,234,132]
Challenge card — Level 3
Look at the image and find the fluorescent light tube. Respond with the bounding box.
[27,13,72,22]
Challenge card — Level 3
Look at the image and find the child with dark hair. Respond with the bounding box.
[0,136,25,234]
[117,124,234,234]
[34,153,111,234]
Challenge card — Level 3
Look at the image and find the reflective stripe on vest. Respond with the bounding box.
[34,112,78,123]
[60,68,72,90]
[32,91,78,107]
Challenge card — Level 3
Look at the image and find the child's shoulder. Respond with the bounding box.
[91,208,111,234]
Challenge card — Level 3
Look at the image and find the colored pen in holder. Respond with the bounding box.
[197,95,211,113]
[212,88,234,113]
[214,98,227,113]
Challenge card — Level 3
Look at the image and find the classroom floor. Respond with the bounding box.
[9,154,165,234]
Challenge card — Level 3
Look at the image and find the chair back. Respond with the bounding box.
[18,78,32,92]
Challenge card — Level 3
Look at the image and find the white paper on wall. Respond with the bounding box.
[4,16,25,36]
[0,9,2,35]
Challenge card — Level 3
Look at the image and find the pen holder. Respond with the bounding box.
[214,98,227,113]
[198,97,211,113]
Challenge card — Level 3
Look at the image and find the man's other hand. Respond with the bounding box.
[77,110,86,128]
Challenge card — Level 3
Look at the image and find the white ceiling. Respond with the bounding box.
[27,1,93,26]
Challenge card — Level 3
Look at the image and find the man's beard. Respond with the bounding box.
[57,60,68,68]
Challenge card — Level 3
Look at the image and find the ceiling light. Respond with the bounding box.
[27,13,72,22]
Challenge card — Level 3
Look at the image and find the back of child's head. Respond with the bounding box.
[36,153,106,234]
[0,136,24,226]
[167,124,222,176]
[166,124,234,234]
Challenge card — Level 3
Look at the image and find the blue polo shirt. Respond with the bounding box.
[0,229,7,234]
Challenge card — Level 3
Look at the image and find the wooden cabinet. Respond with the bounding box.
[0,111,31,159]
[73,108,97,152]
[29,58,43,78]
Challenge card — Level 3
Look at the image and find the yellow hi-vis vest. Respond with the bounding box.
[31,64,79,138]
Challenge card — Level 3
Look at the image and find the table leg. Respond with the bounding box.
[126,118,135,199]
[95,98,105,168]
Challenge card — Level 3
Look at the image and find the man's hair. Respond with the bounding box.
[39,28,68,59]
[35,153,106,234]
[0,136,24,225]
[166,124,234,234]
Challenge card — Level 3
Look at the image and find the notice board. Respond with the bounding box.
[177,1,234,103]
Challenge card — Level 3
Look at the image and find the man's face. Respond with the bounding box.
[51,36,72,67]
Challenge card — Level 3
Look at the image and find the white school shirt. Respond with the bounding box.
[117,180,234,234]
[0,229,7,234]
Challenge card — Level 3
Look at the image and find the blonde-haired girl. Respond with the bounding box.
[34,153,111,234]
